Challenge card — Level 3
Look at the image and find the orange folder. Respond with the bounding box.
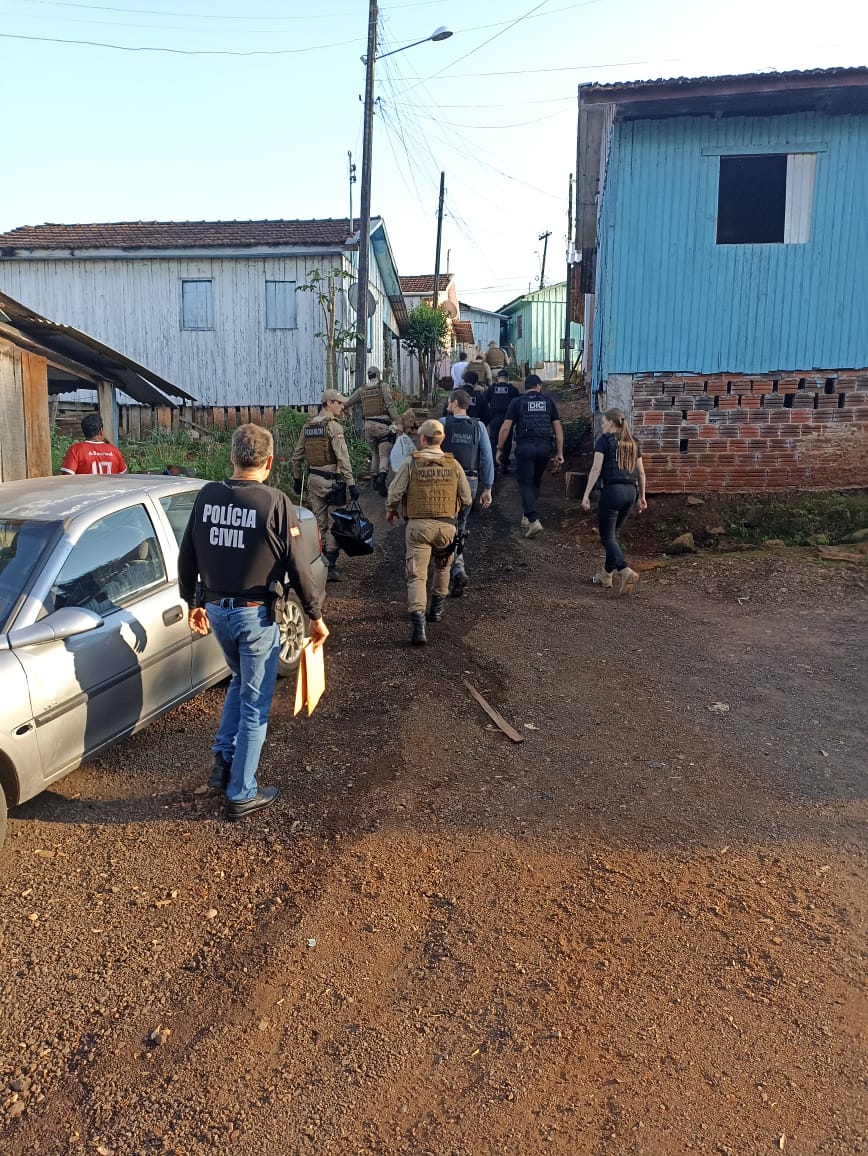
[293,640,326,717]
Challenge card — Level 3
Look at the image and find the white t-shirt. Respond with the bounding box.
[451,361,468,388]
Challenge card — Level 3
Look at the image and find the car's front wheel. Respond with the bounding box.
[277,593,307,678]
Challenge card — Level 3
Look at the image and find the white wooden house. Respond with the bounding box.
[0,218,409,407]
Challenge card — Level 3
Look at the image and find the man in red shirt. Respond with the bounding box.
[60,414,127,476]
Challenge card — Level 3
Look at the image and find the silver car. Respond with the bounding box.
[0,475,327,847]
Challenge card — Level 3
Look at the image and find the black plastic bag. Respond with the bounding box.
[330,500,375,556]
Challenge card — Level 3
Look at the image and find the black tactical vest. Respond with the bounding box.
[600,433,638,485]
[517,393,553,441]
[442,415,480,473]
[489,383,514,416]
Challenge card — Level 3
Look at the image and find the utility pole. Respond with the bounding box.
[354,0,378,388]
[429,171,446,402]
[432,172,445,310]
[348,151,357,234]
[538,230,551,290]
[563,174,574,383]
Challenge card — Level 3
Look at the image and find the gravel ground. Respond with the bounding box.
[1,470,866,1155]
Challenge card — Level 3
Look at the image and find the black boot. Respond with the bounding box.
[427,595,447,622]
[325,550,343,582]
[410,612,427,645]
[375,472,387,496]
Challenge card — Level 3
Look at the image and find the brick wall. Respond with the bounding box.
[630,371,868,492]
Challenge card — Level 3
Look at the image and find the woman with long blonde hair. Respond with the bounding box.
[581,408,647,594]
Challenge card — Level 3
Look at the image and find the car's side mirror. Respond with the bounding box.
[5,607,104,649]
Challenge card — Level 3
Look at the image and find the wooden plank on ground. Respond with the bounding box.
[462,678,524,743]
[21,351,51,478]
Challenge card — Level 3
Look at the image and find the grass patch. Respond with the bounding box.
[654,491,868,547]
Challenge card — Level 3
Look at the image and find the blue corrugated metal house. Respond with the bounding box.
[499,283,582,378]
[576,68,868,491]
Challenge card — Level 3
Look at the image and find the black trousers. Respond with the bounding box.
[515,440,552,521]
[489,416,514,466]
[597,483,637,572]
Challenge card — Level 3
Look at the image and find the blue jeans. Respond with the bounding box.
[206,603,280,803]
[597,483,637,572]
[451,477,479,580]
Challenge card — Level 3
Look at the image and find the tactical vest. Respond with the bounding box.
[360,383,387,418]
[485,347,507,368]
[517,393,553,441]
[489,383,514,416]
[601,433,638,485]
[405,453,460,519]
[303,418,337,468]
[465,361,489,383]
[442,415,480,474]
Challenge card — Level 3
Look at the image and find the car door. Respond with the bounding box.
[157,489,228,691]
[15,503,192,781]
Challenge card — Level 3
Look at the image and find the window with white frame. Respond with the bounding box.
[181,279,213,330]
[265,280,297,329]
[716,152,817,245]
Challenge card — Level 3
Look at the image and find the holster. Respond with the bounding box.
[267,579,288,626]
[431,539,457,568]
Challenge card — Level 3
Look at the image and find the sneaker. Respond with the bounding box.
[616,567,640,595]
[592,571,613,588]
[520,516,529,531]
[208,752,231,791]
[226,786,280,821]
[524,520,543,539]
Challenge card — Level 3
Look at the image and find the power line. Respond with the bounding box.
[0,29,361,53]
[6,0,362,18]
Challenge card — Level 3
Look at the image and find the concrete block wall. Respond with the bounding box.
[631,371,868,492]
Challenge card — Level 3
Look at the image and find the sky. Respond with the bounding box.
[0,0,865,312]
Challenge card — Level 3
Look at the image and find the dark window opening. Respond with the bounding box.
[682,409,688,420]
[679,439,689,454]
[717,154,787,245]
[813,393,819,409]
[838,392,846,409]
[783,393,795,409]
[772,380,779,393]
[726,381,733,394]
[713,396,719,408]
[760,394,766,407]
[798,378,806,390]
[825,378,836,394]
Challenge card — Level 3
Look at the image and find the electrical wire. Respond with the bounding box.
[0,29,362,53]
[5,0,363,18]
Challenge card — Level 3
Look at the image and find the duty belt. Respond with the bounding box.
[309,467,337,479]
[207,597,264,609]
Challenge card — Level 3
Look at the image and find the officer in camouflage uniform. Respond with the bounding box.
[292,389,358,581]
[345,365,401,496]
[386,419,472,646]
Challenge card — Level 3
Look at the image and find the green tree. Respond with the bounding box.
[296,268,362,393]
[402,302,448,401]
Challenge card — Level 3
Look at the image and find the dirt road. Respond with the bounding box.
[1,471,866,1155]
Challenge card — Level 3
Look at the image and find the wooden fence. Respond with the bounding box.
[54,402,316,440]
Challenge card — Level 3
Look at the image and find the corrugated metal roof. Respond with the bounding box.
[581,66,868,98]
[0,219,356,251]
[400,274,453,294]
[0,290,194,404]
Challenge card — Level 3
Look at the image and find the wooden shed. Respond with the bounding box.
[0,291,193,482]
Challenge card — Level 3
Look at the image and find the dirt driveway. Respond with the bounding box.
[1,471,866,1155]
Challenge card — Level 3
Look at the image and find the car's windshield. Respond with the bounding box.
[0,519,61,629]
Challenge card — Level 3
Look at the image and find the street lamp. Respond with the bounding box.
[353,5,453,387]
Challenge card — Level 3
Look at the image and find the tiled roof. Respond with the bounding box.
[0,219,356,251]
[399,273,453,294]
[452,321,474,344]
